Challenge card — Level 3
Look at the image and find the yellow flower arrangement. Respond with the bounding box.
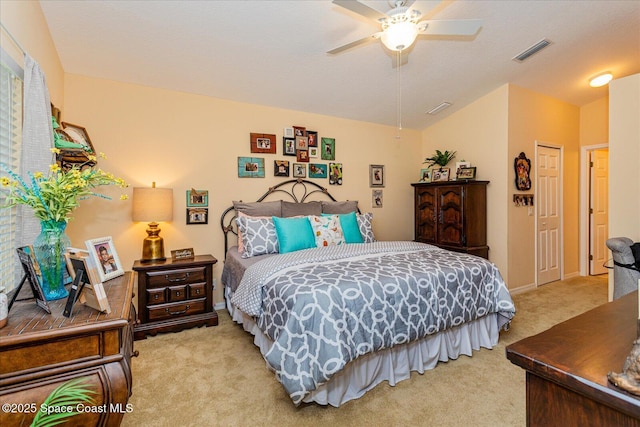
[1,150,128,222]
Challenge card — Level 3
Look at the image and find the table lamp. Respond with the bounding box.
[132,182,173,262]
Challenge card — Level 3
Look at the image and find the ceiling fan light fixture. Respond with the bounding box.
[381,21,418,51]
[589,72,613,88]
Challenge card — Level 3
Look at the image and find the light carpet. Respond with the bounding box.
[122,275,608,427]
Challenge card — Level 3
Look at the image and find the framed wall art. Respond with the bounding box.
[296,149,309,163]
[309,163,327,179]
[283,137,296,156]
[307,130,318,147]
[186,189,208,207]
[293,163,307,178]
[369,164,385,187]
[284,127,295,138]
[309,147,319,158]
[85,236,124,282]
[238,157,265,178]
[372,190,383,208]
[514,152,532,190]
[274,160,290,177]
[296,136,308,150]
[293,126,306,137]
[321,137,335,160]
[186,208,208,224]
[250,133,276,154]
[329,162,342,185]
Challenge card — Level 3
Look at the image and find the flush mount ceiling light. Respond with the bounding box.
[589,72,613,87]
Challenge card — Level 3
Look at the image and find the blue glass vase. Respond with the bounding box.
[33,220,71,301]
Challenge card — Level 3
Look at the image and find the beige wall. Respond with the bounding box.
[61,74,422,305]
[580,96,609,146]
[422,84,581,291]
[420,85,510,280]
[0,0,64,106]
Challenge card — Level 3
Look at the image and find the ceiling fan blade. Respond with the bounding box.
[418,19,483,36]
[332,0,387,22]
[327,32,382,55]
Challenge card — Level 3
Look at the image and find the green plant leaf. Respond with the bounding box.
[30,378,96,427]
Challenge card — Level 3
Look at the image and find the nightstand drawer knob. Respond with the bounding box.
[165,272,190,282]
[165,305,190,316]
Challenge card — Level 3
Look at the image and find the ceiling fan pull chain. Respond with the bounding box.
[396,49,402,139]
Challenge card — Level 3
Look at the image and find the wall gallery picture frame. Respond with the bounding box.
[85,236,124,283]
[283,137,296,156]
[186,189,208,207]
[293,163,307,178]
[432,168,450,182]
[309,163,327,179]
[309,147,319,158]
[370,164,385,187]
[329,162,343,185]
[274,160,290,177]
[306,131,318,147]
[238,156,265,178]
[250,133,277,154]
[321,138,335,160]
[186,208,208,224]
[372,189,383,208]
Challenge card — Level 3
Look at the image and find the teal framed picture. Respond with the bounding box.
[186,189,208,207]
[309,163,327,179]
[238,157,265,178]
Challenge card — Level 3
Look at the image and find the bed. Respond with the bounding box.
[220,179,515,407]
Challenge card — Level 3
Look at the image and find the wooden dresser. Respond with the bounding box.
[0,272,136,427]
[507,291,640,426]
[412,180,489,258]
[133,254,218,340]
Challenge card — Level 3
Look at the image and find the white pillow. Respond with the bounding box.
[308,215,345,247]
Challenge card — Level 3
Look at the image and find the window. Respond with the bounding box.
[0,49,24,289]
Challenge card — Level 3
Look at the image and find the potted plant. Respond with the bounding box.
[423,150,456,170]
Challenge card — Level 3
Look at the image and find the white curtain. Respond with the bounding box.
[20,53,54,245]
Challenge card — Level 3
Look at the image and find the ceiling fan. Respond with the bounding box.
[328,0,482,55]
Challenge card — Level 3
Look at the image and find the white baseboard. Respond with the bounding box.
[563,271,580,279]
[508,283,537,295]
[214,301,226,311]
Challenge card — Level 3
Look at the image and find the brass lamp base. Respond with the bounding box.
[140,222,166,262]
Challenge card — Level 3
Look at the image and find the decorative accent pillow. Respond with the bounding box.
[321,200,359,214]
[282,201,322,217]
[322,211,363,244]
[357,212,375,243]
[272,216,316,254]
[309,215,345,247]
[236,216,279,258]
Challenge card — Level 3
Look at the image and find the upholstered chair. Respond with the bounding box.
[606,237,640,299]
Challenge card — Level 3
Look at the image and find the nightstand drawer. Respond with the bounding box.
[168,285,187,302]
[147,288,166,305]
[147,299,205,321]
[146,266,206,288]
[189,283,205,298]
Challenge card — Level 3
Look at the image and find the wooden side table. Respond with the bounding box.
[0,272,136,427]
[132,254,218,340]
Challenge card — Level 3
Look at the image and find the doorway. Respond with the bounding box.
[580,145,609,275]
[536,144,562,285]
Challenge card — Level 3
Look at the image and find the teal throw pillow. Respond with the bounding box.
[272,216,316,253]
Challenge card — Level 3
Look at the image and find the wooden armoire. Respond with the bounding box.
[412,180,489,259]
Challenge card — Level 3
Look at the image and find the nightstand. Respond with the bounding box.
[133,254,218,340]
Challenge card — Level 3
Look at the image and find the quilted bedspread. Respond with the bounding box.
[231,241,515,405]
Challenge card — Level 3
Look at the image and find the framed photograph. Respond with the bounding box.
[250,133,276,154]
[309,147,319,158]
[432,168,450,182]
[296,136,308,150]
[186,189,208,207]
[274,160,290,177]
[293,163,307,178]
[419,168,432,183]
[321,137,335,160]
[307,130,318,147]
[309,163,328,179]
[60,122,95,153]
[457,166,477,180]
[515,152,532,190]
[372,189,383,208]
[296,149,309,163]
[238,156,265,178]
[14,246,51,313]
[293,126,306,137]
[283,137,296,156]
[329,162,343,185]
[284,127,294,138]
[186,208,208,224]
[454,161,471,180]
[85,236,124,282]
[369,164,385,187]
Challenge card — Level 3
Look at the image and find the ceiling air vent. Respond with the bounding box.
[512,39,552,62]
[427,102,452,115]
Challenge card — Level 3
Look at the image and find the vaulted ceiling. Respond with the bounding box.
[39,0,640,130]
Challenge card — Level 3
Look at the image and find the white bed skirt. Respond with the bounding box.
[225,288,500,407]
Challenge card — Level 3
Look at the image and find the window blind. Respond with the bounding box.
[0,49,24,290]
